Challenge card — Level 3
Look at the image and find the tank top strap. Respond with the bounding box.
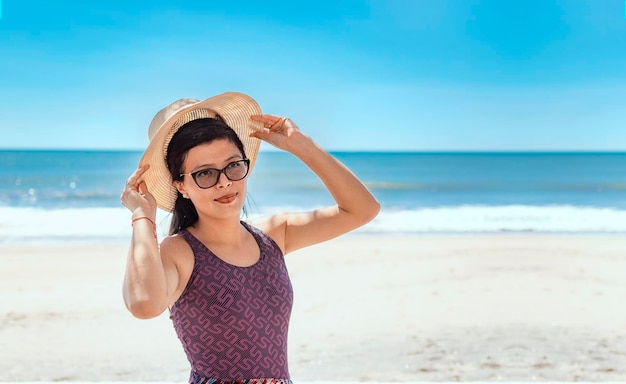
[240,221,284,258]
[179,223,282,259]
[178,229,208,257]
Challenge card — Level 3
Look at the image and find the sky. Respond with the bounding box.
[0,0,625,151]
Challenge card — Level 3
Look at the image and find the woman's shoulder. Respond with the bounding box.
[247,214,288,254]
[160,231,189,246]
[159,232,194,262]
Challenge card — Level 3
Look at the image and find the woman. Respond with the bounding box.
[120,92,379,384]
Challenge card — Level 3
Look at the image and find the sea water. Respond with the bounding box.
[1,150,626,244]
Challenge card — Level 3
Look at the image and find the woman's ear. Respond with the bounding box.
[174,180,189,199]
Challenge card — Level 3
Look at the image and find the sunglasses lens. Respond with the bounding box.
[224,161,249,181]
[194,170,219,189]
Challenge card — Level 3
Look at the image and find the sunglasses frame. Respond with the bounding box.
[180,159,250,189]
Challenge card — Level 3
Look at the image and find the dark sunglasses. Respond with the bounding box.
[180,159,250,189]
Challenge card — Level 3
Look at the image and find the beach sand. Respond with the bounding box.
[2,234,626,382]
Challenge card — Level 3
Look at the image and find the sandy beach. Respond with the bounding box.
[2,234,626,382]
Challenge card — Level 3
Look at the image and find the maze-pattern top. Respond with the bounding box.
[170,222,293,381]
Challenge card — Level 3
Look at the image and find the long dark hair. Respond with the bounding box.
[165,117,247,235]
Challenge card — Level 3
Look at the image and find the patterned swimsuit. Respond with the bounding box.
[170,222,293,384]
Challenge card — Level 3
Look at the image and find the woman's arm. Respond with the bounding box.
[250,115,380,254]
[120,165,178,318]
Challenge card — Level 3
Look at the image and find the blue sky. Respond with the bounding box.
[0,0,625,151]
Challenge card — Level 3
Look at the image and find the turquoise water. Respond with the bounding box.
[3,150,626,209]
[1,150,626,242]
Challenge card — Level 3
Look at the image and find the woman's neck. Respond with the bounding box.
[189,216,244,246]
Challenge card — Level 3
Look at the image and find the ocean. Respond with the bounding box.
[1,150,626,244]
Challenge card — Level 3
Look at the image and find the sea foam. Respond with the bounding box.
[1,205,625,245]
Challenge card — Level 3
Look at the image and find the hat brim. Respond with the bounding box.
[139,92,263,212]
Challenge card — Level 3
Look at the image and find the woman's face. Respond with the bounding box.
[175,138,248,220]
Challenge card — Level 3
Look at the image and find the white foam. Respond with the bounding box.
[1,205,625,245]
[0,206,172,245]
[361,205,626,234]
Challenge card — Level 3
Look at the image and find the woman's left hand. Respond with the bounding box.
[249,114,303,151]
[249,113,380,255]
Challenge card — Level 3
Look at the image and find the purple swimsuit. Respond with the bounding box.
[170,222,293,382]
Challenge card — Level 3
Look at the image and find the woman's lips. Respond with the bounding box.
[215,193,237,204]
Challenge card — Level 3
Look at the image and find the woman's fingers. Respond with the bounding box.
[138,181,148,194]
[249,115,300,145]
[126,164,150,190]
[138,181,154,200]
[121,165,157,211]
[251,114,284,129]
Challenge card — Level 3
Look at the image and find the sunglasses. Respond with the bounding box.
[180,159,250,189]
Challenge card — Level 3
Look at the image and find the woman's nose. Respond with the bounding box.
[215,171,232,188]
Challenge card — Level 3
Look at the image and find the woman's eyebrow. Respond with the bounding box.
[189,155,243,172]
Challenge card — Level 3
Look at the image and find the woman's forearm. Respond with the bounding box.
[122,215,169,319]
[286,132,380,222]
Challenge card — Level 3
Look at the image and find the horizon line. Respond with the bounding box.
[2,148,626,154]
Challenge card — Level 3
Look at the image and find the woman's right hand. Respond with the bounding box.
[121,163,172,319]
[121,164,157,218]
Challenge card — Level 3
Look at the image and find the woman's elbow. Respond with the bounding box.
[365,199,381,222]
[124,297,167,319]
[355,198,380,225]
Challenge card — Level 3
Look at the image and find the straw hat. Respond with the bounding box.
[139,92,263,212]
